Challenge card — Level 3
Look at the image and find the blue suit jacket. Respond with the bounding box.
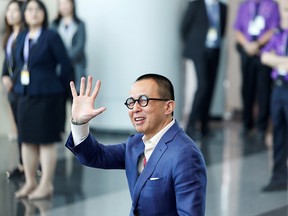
[14,29,73,96]
[66,121,207,215]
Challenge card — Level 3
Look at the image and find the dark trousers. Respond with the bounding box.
[271,86,288,183]
[187,48,220,133]
[238,45,272,132]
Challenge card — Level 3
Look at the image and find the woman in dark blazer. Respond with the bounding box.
[1,0,24,179]
[14,0,73,200]
[51,0,86,92]
[51,0,86,133]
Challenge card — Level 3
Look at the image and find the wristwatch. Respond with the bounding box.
[71,117,87,125]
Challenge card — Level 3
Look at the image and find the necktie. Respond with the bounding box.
[143,156,147,167]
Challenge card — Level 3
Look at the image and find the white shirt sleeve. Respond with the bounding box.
[71,122,90,146]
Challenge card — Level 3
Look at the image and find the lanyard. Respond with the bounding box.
[249,1,261,20]
[23,29,42,68]
[206,3,219,28]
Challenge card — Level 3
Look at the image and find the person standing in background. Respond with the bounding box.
[1,0,24,179]
[260,0,288,192]
[13,0,73,200]
[234,0,280,141]
[181,0,227,139]
[51,0,86,134]
[51,0,86,93]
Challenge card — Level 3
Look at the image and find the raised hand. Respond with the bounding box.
[70,76,106,124]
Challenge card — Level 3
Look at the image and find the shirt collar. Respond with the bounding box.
[142,119,175,147]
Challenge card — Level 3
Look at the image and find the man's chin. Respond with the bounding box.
[134,125,144,133]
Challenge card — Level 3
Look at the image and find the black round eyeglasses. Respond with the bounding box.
[124,95,170,110]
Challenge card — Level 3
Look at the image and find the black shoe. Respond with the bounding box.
[6,167,24,179]
[262,181,287,192]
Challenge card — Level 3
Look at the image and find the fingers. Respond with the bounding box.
[85,76,93,96]
[72,76,101,99]
[79,77,86,95]
[70,81,78,98]
[91,79,101,100]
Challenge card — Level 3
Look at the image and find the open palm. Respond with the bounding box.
[70,76,106,124]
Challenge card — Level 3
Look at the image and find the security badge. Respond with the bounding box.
[21,64,30,85]
[207,28,218,42]
[248,16,265,36]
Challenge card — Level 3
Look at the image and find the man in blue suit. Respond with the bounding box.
[65,74,207,215]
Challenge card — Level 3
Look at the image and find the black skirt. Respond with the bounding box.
[17,94,65,144]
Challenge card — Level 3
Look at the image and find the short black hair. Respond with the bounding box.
[136,73,175,101]
[22,0,49,29]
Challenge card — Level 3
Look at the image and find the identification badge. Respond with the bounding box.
[254,16,265,29]
[248,16,265,36]
[21,70,30,85]
[207,28,218,42]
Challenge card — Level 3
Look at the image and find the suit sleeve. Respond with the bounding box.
[66,133,126,169]
[173,147,207,216]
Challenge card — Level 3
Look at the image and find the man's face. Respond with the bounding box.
[127,79,174,140]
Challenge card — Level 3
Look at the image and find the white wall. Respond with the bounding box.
[77,0,186,131]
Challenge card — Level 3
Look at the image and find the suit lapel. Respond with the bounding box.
[131,140,168,208]
[128,141,145,193]
[130,121,182,210]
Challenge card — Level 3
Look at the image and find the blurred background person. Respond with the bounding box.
[1,0,24,179]
[51,0,86,135]
[234,0,280,142]
[260,0,288,192]
[181,0,227,139]
[13,0,73,200]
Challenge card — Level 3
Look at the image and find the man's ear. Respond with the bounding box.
[165,100,175,115]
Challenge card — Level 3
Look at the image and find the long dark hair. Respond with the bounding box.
[22,0,49,29]
[54,0,81,25]
[3,0,24,49]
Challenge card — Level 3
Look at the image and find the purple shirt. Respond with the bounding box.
[262,29,288,81]
[234,0,280,41]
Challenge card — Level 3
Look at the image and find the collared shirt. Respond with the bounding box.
[205,0,221,48]
[138,119,175,173]
[58,19,78,49]
[262,28,288,81]
[234,0,280,41]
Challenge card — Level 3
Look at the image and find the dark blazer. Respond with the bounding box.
[51,20,86,67]
[66,121,207,216]
[51,20,86,91]
[13,29,73,96]
[181,0,227,60]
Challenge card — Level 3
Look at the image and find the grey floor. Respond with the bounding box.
[0,120,287,216]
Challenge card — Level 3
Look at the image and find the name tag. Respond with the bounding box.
[21,70,30,85]
[248,16,265,36]
[207,28,218,42]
